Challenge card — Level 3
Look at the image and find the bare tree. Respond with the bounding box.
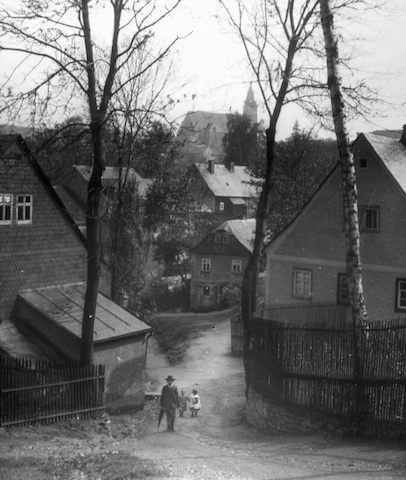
[219,0,377,397]
[0,0,182,365]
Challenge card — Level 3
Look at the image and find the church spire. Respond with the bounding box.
[243,84,258,125]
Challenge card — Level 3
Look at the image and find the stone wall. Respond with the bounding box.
[245,387,347,435]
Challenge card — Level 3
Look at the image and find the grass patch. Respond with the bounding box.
[148,316,209,364]
[0,453,165,480]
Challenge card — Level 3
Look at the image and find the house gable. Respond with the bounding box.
[0,135,87,320]
[264,131,406,319]
[190,219,255,311]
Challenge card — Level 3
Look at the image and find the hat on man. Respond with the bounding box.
[165,375,175,382]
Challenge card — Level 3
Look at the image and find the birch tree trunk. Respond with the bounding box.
[320,0,368,431]
[320,0,369,329]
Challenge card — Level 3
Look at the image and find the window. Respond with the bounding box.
[219,201,225,211]
[395,278,406,311]
[360,205,380,231]
[231,260,242,273]
[201,258,211,272]
[203,286,210,296]
[359,158,368,168]
[215,234,222,243]
[16,194,33,224]
[222,235,229,244]
[337,273,350,305]
[0,194,13,224]
[292,269,312,299]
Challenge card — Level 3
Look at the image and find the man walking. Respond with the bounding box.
[160,375,180,432]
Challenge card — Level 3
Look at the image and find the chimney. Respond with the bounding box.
[401,125,406,147]
[229,162,235,173]
[208,160,215,174]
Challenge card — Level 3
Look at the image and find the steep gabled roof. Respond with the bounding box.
[214,218,256,253]
[194,162,259,198]
[264,130,406,252]
[0,134,86,246]
[363,133,406,194]
[179,111,228,135]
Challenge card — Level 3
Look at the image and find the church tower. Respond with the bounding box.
[243,84,258,125]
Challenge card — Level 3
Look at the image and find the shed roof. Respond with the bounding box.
[194,162,258,198]
[18,284,152,344]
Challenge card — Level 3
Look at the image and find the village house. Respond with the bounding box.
[190,218,256,311]
[192,160,260,219]
[0,134,152,411]
[263,128,406,322]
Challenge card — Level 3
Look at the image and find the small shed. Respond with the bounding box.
[14,284,152,412]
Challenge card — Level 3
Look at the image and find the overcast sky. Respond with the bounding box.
[159,0,406,141]
[1,0,405,141]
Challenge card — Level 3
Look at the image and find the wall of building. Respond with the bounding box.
[0,153,87,320]
[190,253,248,311]
[265,136,406,321]
[94,334,149,412]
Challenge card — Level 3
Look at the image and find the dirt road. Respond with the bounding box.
[129,317,406,479]
[1,316,406,479]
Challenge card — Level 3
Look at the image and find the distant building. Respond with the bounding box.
[177,87,258,166]
[190,218,256,311]
[192,160,261,219]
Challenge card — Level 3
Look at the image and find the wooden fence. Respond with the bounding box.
[257,301,351,326]
[250,315,406,438]
[0,357,105,427]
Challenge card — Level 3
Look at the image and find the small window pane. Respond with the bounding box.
[232,260,242,273]
[215,234,222,243]
[223,235,229,244]
[397,279,406,310]
[337,273,350,305]
[0,193,13,224]
[292,269,312,299]
[202,258,211,272]
[16,194,33,223]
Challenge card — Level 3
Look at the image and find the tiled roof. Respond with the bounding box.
[194,163,259,198]
[364,133,406,194]
[214,218,256,253]
[53,186,86,225]
[75,165,152,197]
[18,284,152,343]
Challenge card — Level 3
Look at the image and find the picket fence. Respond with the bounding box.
[251,310,406,438]
[0,356,105,427]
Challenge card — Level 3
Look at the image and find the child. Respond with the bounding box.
[178,389,190,417]
[189,388,201,417]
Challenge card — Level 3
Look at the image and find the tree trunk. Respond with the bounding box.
[320,0,368,432]
[241,127,277,399]
[320,0,368,328]
[80,124,105,365]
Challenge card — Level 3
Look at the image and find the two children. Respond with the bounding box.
[178,388,201,417]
